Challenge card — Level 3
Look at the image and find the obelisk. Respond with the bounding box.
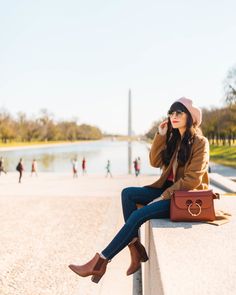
[128,89,132,137]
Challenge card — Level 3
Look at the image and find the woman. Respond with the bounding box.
[68,97,210,283]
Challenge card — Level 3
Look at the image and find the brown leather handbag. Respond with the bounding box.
[170,189,220,222]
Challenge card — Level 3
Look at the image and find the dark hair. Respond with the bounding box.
[162,102,198,166]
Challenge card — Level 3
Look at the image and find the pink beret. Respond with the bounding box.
[176,97,202,127]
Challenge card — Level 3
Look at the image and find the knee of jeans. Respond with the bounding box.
[121,187,131,203]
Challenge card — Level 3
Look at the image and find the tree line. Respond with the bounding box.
[201,104,236,145]
[146,65,236,146]
[145,103,236,146]
[0,109,102,143]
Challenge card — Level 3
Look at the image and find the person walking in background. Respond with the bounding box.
[133,158,138,177]
[72,157,78,178]
[31,159,38,176]
[16,158,24,183]
[0,157,7,175]
[105,160,112,178]
[82,157,87,175]
[69,97,209,283]
[133,157,141,177]
[136,157,141,176]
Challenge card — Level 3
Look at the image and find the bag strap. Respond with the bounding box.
[213,192,220,199]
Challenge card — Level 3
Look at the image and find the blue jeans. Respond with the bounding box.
[101,182,172,260]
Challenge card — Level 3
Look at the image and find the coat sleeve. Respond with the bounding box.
[162,137,209,199]
[149,132,166,168]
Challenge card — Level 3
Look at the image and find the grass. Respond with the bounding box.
[210,145,236,168]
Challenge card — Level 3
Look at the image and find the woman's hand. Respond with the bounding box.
[158,120,168,135]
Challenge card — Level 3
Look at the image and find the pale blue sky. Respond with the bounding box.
[0,0,235,134]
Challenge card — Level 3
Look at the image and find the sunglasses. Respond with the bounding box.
[167,109,185,117]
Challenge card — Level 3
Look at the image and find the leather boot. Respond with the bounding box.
[68,253,109,283]
[126,240,149,276]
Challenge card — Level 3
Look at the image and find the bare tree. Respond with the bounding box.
[224,66,236,105]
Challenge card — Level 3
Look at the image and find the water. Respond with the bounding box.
[0,140,160,175]
[209,162,236,177]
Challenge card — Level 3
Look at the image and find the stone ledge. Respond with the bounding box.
[210,173,236,193]
[141,196,236,295]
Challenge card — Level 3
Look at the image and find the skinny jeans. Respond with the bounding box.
[101,181,173,260]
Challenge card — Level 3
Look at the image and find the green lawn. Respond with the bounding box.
[210,145,236,168]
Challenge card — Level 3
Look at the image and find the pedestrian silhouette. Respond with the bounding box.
[0,157,7,175]
[133,157,141,177]
[82,157,87,175]
[31,159,38,176]
[72,157,78,178]
[105,160,113,178]
[136,157,141,176]
[16,158,24,183]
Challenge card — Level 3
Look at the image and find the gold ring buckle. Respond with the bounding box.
[187,202,202,217]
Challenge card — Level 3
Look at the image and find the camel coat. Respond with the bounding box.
[147,132,210,199]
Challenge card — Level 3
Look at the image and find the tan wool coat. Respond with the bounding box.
[147,131,210,199]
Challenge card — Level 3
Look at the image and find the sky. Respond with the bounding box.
[0,0,235,135]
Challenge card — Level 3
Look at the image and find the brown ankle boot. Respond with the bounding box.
[68,253,109,283]
[126,240,149,276]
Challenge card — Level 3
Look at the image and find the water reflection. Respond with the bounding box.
[40,154,56,170]
[0,140,160,175]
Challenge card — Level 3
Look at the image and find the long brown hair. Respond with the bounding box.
[162,102,201,166]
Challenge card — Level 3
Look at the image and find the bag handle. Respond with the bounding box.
[213,192,220,199]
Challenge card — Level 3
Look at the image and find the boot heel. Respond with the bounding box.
[140,251,149,262]
[137,242,149,262]
[91,274,102,283]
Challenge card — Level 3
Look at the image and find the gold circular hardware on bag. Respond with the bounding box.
[187,203,202,217]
